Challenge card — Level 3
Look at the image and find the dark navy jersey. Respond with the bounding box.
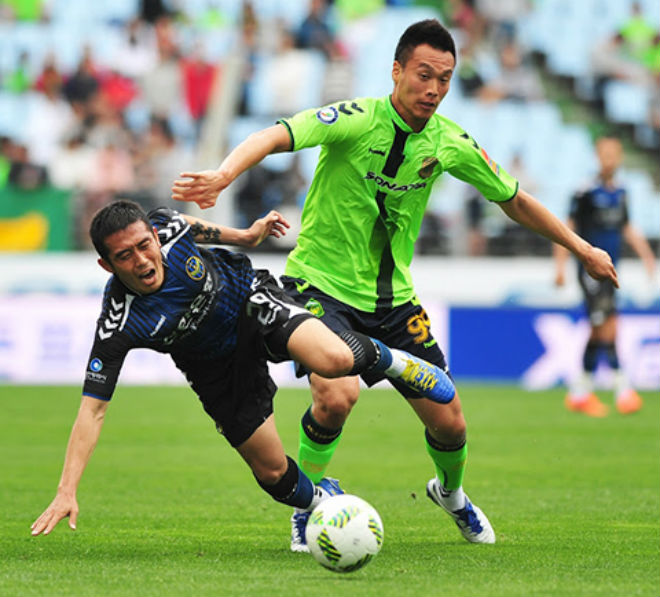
[83,208,255,401]
[569,179,629,267]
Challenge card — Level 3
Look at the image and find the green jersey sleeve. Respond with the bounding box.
[440,122,519,202]
[278,99,373,151]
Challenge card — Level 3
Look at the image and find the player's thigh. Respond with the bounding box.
[407,391,466,441]
[287,318,353,377]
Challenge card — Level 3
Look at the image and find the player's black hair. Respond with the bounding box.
[90,199,152,260]
[394,19,456,66]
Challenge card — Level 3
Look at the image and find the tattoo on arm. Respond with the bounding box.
[190,222,222,244]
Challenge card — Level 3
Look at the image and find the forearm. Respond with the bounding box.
[183,214,248,245]
[58,396,107,496]
[501,189,591,259]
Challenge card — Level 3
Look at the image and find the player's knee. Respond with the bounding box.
[427,411,466,444]
[313,344,354,378]
[312,377,359,422]
[252,459,288,486]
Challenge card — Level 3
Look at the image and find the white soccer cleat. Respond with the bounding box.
[426,478,495,544]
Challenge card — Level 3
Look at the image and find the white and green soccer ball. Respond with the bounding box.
[306,494,384,573]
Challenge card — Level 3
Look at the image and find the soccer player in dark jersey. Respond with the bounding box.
[555,136,656,417]
[172,20,619,548]
[30,199,456,537]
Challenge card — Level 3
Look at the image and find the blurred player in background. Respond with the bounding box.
[172,19,618,550]
[31,200,455,536]
[555,136,656,417]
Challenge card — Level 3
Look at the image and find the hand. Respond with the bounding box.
[581,246,619,288]
[171,170,230,209]
[31,493,78,536]
[244,210,291,247]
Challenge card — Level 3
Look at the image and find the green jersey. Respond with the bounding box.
[279,95,518,312]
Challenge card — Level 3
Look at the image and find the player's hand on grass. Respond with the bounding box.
[31,493,78,536]
[243,210,291,247]
[582,246,619,288]
[171,170,230,209]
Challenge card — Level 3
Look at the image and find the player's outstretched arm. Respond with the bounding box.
[623,223,657,279]
[553,217,575,287]
[499,189,619,287]
[171,124,292,210]
[183,210,290,247]
[31,395,108,536]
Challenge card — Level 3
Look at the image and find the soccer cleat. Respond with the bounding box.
[372,339,455,403]
[564,393,609,417]
[290,477,345,553]
[426,478,495,544]
[290,510,310,553]
[616,389,643,414]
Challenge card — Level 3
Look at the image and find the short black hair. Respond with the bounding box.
[90,199,152,260]
[394,19,456,66]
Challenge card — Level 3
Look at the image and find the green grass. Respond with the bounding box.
[1,384,658,597]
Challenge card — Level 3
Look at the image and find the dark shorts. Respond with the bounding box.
[175,271,314,448]
[578,268,616,326]
[281,275,450,399]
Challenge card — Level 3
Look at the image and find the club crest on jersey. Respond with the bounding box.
[418,157,438,179]
[186,255,205,280]
[316,106,339,125]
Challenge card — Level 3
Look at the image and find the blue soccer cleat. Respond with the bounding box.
[290,477,345,553]
[426,478,495,544]
[372,339,455,403]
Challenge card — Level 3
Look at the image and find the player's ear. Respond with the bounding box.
[153,227,161,247]
[392,60,402,84]
[98,257,114,273]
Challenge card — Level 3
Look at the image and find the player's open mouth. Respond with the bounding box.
[419,101,436,111]
[139,269,156,282]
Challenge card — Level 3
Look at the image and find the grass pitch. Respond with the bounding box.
[1,384,658,597]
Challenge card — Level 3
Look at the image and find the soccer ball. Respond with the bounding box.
[306,494,384,573]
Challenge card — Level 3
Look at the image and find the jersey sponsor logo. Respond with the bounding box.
[418,157,438,179]
[162,272,216,345]
[86,357,108,383]
[185,255,206,280]
[316,106,339,125]
[364,171,427,192]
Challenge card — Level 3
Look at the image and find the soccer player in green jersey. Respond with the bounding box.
[172,19,618,548]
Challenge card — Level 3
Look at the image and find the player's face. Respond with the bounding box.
[596,138,622,179]
[391,43,455,132]
[98,221,164,295]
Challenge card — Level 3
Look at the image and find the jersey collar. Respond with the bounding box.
[386,95,416,133]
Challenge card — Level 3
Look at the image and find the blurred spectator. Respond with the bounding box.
[0,136,12,188]
[63,47,100,108]
[456,43,484,97]
[132,116,191,208]
[238,1,259,116]
[0,0,44,21]
[33,53,63,98]
[139,0,167,24]
[296,0,334,57]
[479,42,544,102]
[181,44,219,136]
[49,134,94,190]
[139,14,182,118]
[446,0,486,47]
[111,18,159,80]
[3,50,32,94]
[618,1,656,63]
[264,26,314,116]
[320,41,353,104]
[7,142,48,190]
[476,0,531,44]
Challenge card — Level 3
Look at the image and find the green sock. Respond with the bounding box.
[425,431,467,491]
[298,407,342,484]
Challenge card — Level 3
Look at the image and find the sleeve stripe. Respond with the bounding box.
[277,119,295,152]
